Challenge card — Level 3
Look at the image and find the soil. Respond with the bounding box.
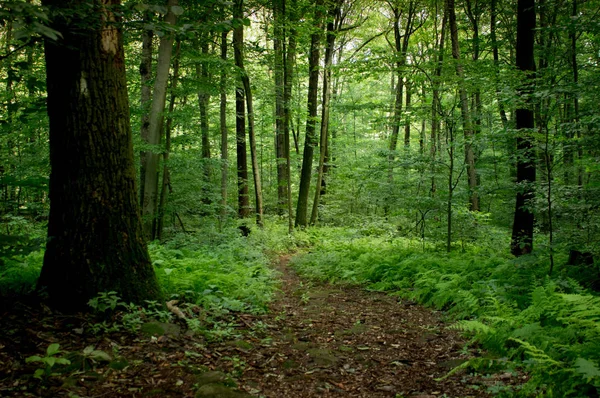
[0,255,520,397]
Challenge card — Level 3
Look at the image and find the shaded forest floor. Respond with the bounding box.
[0,254,522,397]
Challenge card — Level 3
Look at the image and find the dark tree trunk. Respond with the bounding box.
[220,29,229,221]
[311,1,340,225]
[511,0,536,256]
[283,0,298,232]
[38,0,161,312]
[233,0,250,218]
[139,11,153,207]
[295,0,324,228]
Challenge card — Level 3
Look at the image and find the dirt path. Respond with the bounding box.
[0,255,505,397]
[204,255,493,397]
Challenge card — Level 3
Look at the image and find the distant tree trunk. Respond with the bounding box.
[139,11,153,206]
[295,0,324,228]
[403,80,412,147]
[274,0,287,216]
[511,0,536,256]
[491,0,509,129]
[311,1,340,225]
[234,0,263,226]
[568,0,582,186]
[141,0,178,239]
[447,0,479,211]
[431,11,447,197]
[198,40,211,161]
[388,0,418,153]
[38,0,161,312]
[233,0,250,218]
[284,0,298,233]
[157,40,181,240]
[220,30,229,221]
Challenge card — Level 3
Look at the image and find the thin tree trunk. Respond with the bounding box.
[220,30,229,221]
[295,0,324,228]
[284,0,298,233]
[491,0,509,129]
[139,11,153,207]
[157,40,181,240]
[233,0,263,227]
[447,0,479,211]
[274,0,287,215]
[431,11,447,197]
[511,0,536,256]
[233,0,250,219]
[310,2,339,225]
[404,80,411,147]
[141,0,178,239]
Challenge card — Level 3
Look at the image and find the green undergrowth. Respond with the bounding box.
[290,231,600,397]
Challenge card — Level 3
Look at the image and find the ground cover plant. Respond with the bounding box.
[290,226,600,397]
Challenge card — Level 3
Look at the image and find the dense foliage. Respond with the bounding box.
[2,0,600,395]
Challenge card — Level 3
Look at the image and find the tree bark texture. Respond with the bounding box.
[511,0,536,256]
[38,0,161,312]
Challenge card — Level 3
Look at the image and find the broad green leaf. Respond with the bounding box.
[46,343,60,356]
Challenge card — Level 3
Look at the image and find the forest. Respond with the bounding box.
[1,0,600,396]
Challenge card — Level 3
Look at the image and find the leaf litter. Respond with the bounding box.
[0,255,521,397]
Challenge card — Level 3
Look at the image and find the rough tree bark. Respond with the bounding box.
[38,0,161,312]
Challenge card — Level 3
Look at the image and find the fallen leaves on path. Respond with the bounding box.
[0,255,517,397]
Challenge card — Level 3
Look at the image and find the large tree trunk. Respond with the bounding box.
[141,0,178,239]
[295,0,324,228]
[233,0,250,219]
[38,0,161,312]
[447,0,479,211]
[511,0,536,256]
